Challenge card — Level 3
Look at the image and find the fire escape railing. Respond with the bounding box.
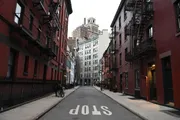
[125,0,155,62]
[10,11,52,61]
[32,0,61,59]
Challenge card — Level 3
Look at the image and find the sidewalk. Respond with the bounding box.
[0,86,79,120]
[94,86,180,120]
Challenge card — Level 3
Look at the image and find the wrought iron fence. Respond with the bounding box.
[0,80,55,112]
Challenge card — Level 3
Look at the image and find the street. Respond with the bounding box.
[38,87,142,120]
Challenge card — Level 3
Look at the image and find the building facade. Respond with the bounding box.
[0,0,72,110]
[78,29,110,86]
[67,37,80,85]
[78,37,99,85]
[106,0,180,109]
[66,45,75,86]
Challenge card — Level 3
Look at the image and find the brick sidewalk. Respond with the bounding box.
[94,86,180,120]
[0,86,79,120]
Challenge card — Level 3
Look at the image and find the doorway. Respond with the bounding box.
[84,79,87,86]
[162,56,174,104]
[80,79,82,86]
[7,49,17,80]
[148,63,157,100]
[120,74,123,92]
[43,65,47,81]
[88,79,91,86]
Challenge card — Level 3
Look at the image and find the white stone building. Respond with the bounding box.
[66,45,75,85]
[78,30,110,86]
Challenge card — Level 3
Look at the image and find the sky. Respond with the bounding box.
[68,0,121,37]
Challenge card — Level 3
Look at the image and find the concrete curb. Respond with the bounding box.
[93,86,148,120]
[33,86,80,120]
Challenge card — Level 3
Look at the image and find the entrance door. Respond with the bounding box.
[80,79,82,86]
[7,49,16,80]
[120,74,123,92]
[43,65,47,81]
[150,70,157,100]
[84,79,87,86]
[162,56,174,103]
[88,79,91,86]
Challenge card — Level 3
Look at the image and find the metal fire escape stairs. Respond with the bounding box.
[126,0,152,60]
[32,0,60,60]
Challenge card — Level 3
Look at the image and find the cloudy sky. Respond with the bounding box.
[68,0,121,37]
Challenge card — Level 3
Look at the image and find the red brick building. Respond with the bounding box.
[105,0,180,109]
[102,46,111,89]
[0,0,72,110]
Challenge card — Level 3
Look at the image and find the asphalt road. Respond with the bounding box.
[38,86,142,120]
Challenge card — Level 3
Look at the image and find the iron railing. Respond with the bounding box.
[12,11,56,59]
[0,80,56,112]
[125,39,156,61]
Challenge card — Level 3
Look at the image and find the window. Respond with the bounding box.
[124,9,127,21]
[119,34,121,46]
[93,54,98,58]
[7,50,16,79]
[51,68,53,80]
[147,26,153,38]
[124,26,128,41]
[94,66,98,70]
[125,72,128,88]
[125,48,128,56]
[89,61,91,65]
[93,47,98,52]
[23,56,29,75]
[93,41,98,46]
[175,1,180,31]
[14,2,24,24]
[93,60,98,64]
[119,17,121,29]
[85,44,91,49]
[114,26,116,37]
[29,11,34,31]
[135,70,140,89]
[120,53,122,66]
[34,60,38,76]
[54,70,57,80]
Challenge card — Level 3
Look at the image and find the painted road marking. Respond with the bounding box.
[92,105,101,115]
[69,105,80,115]
[69,105,112,116]
[81,105,89,115]
[101,106,112,116]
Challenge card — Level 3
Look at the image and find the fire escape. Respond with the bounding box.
[32,0,61,60]
[125,0,155,62]
[109,28,118,91]
[109,28,118,72]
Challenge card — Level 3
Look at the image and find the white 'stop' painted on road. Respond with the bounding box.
[69,105,112,116]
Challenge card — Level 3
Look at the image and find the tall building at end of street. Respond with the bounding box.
[78,30,110,86]
[0,0,72,110]
[72,17,99,39]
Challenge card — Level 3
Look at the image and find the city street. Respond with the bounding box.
[38,87,142,120]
